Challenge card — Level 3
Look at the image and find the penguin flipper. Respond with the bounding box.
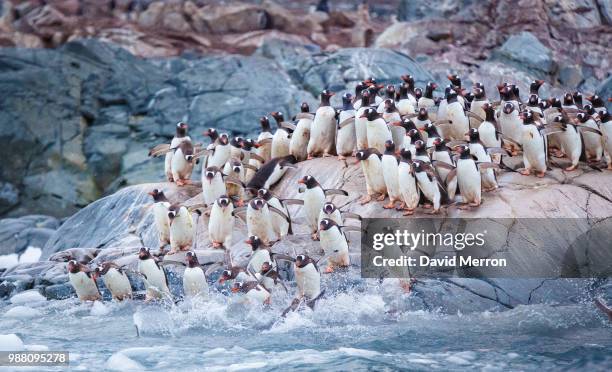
[432,160,455,170]
[280,122,297,131]
[148,143,171,157]
[250,153,265,163]
[271,253,296,263]
[281,298,302,317]
[281,198,304,206]
[269,206,291,223]
[338,116,355,129]
[341,225,363,233]
[243,163,258,171]
[578,126,603,136]
[324,189,349,196]
[466,111,484,123]
[340,211,362,221]
[444,168,458,185]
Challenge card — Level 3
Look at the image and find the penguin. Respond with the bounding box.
[576,112,603,162]
[270,111,293,159]
[383,99,405,148]
[397,79,417,115]
[258,188,297,238]
[397,149,420,215]
[307,90,337,158]
[336,93,357,159]
[223,159,247,206]
[529,79,545,97]
[553,114,582,171]
[208,195,234,248]
[148,122,191,182]
[413,160,445,213]
[257,116,274,162]
[355,148,387,204]
[417,82,438,121]
[586,95,606,112]
[446,89,470,140]
[200,166,226,207]
[230,136,244,161]
[256,261,285,294]
[599,111,612,169]
[573,92,583,109]
[93,262,132,301]
[362,107,392,153]
[499,101,522,155]
[67,260,101,302]
[436,86,452,139]
[470,86,489,128]
[466,128,498,191]
[242,138,266,182]
[423,122,441,148]
[355,90,372,150]
[543,98,564,157]
[171,140,198,186]
[298,175,348,239]
[183,251,209,299]
[318,218,353,272]
[148,189,171,253]
[290,103,314,161]
[455,145,484,208]
[231,281,271,305]
[519,110,551,178]
[431,138,457,201]
[381,140,402,209]
[413,140,430,163]
[562,92,578,110]
[245,155,297,193]
[241,197,290,246]
[317,202,362,227]
[218,266,254,285]
[413,107,432,141]
[351,81,369,110]
[478,103,502,149]
[167,204,197,254]
[204,131,230,169]
[393,119,418,153]
[245,235,275,274]
[526,94,544,117]
[137,248,171,300]
[293,254,322,302]
[377,85,396,113]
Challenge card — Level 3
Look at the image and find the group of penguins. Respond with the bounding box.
[65,73,611,314]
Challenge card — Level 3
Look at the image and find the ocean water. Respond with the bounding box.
[0,279,610,371]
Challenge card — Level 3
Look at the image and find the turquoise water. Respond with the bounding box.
[1,280,610,371]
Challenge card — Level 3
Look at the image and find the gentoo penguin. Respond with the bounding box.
[362,107,391,153]
[413,107,432,140]
[183,251,209,299]
[290,103,314,161]
[243,138,266,183]
[245,154,297,193]
[298,175,348,239]
[576,112,603,162]
[270,111,292,159]
[137,248,171,300]
[208,195,234,248]
[256,261,285,294]
[599,111,612,169]
[543,98,564,157]
[381,141,402,209]
[336,93,357,159]
[436,86,452,138]
[562,92,578,110]
[519,110,550,178]
[383,99,405,148]
[93,262,132,301]
[241,197,290,246]
[351,81,368,110]
[230,136,244,161]
[258,188,296,238]
[218,266,254,285]
[431,138,457,201]
[397,149,420,215]
[307,90,337,158]
[529,79,544,98]
[317,202,362,227]
[245,236,275,274]
[470,86,489,128]
[413,140,431,163]
[393,118,418,153]
[586,95,606,112]
[499,101,522,155]
[397,78,417,115]
[413,160,445,213]
[446,89,470,140]
[148,189,171,253]
[355,148,387,204]
[423,122,441,148]
[257,116,274,162]
[293,254,322,304]
[526,94,543,117]
[355,90,372,150]
[478,103,502,149]
[67,260,101,302]
[167,204,197,254]
[223,159,246,206]
[148,122,191,182]
[204,130,230,169]
[573,92,583,109]
[202,166,227,207]
[377,85,396,113]
[553,114,582,171]
[417,82,437,121]
[318,218,354,272]
[455,145,484,208]
[171,140,198,186]
[232,281,271,305]
[467,128,498,191]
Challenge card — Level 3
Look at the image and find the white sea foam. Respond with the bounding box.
[10,290,46,305]
[3,306,42,319]
[0,334,24,351]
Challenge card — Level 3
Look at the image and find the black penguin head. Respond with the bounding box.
[585,95,603,107]
[320,90,334,106]
[167,205,180,221]
[219,269,233,283]
[520,110,534,124]
[414,87,423,100]
[270,111,285,126]
[576,112,589,123]
[259,116,271,131]
[360,107,380,121]
[360,89,371,106]
[355,148,378,161]
[413,161,423,172]
[424,122,438,136]
[399,118,417,132]
[549,97,562,109]
[219,133,229,145]
[407,129,421,143]
[295,254,310,268]
[231,281,244,293]
[203,128,218,141]
[297,175,318,189]
[355,82,368,97]
[528,94,539,106]
[424,82,437,98]
[245,235,262,250]
[447,74,461,88]
[241,138,256,151]
[417,107,428,121]
[231,161,242,174]
[67,260,80,274]
[257,188,272,200]
[414,140,427,154]
[217,195,231,208]
[384,140,396,154]
[583,104,595,115]
[572,91,582,105]
[138,247,151,260]
[384,99,397,113]
[401,74,414,86]
[385,85,396,98]
[300,102,310,113]
[323,202,336,214]
[176,122,188,137]
[231,136,244,149]
[342,93,353,109]
[552,114,566,124]
[205,167,219,181]
[599,110,610,122]
[319,218,337,232]
[530,80,544,94]
[563,92,574,106]
[539,100,550,111]
[261,261,273,274]
[186,251,199,268]
[250,198,266,210]
[473,87,485,99]
[503,102,515,114]
[467,127,479,141]
[457,145,471,158]
[433,137,446,151]
[148,189,168,203]
[399,148,412,161]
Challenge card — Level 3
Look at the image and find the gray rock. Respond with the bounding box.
[0,216,59,255]
[43,283,75,300]
[490,32,556,77]
[596,75,612,111]
[558,64,583,88]
[598,0,612,25]
[545,0,602,28]
[0,182,19,214]
[397,0,476,22]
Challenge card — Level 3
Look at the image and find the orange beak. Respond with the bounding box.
[231,287,240,293]
[297,179,305,184]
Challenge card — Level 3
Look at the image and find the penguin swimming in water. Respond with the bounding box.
[336,93,357,159]
[67,260,101,302]
[308,90,337,158]
[148,122,191,182]
[381,140,402,209]
[282,254,325,316]
[208,195,234,248]
[270,111,293,159]
[298,175,348,240]
[93,262,132,301]
[149,189,171,253]
[355,148,387,205]
[256,261,286,294]
[183,251,209,299]
[290,103,314,161]
[137,248,171,301]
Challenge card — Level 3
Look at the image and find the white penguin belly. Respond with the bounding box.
[499,110,522,144]
[247,207,275,243]
[69,272,100,301]
[245,287,270,304]
[208,145,230,169]
[103,269,132,300]
[257,132,273,162]
[447,102,469,140]
[202,176,226,206]
[381,155,401,200]
[208,205,234,246]
[398,163,419,209]
[296,265,320,299]
[560,126,581,166]
[478,121,501,148]
[398,99,415,116]
[248,249,272,273]
[415,172,440,209]
[366,119,392,153]
[171,149,193,181]
[469,100,488,128]
[457,159,481,204]
[355,107,369,150]
[170,213,194,251]
[365,156,387,194]
[268,198,289,237]
[308,107,336,155]
[319,230,350,266]
[601,121,612,165]
[521,125,547,172]
[183,267,208,298]
[153,203,170,243]
[468,143,496,189]
[264,165,288,189]
[290,118,312,161]
[272,129,291,158]
[303,188,325,233]
[138,259,169,298]
[582,120,602,160]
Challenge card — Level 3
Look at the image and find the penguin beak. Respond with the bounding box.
[297,179,305,184]
[359,113,367,118]
[231,287,240,293]
[218,277,226,284]
[245,238,253,245]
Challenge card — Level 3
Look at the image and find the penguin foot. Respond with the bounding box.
[337,155,346,160]
[383,202,395,209]
[396,202,406,211]
[376,194,386,201]
[469,202,481,207]
[519,168,531,176]
[607,164,612,170]
[212,241,223,248]
[402,209,414,216]
[565,165,578,171]
[324,266,334,273]
[307,155,314,160]
[359,195,372,205]
[422,203,432,209]
[536,171,546,178]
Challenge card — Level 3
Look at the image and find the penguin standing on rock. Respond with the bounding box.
[318,218,356,272]
[93,262,132,301]
[148,122,191,182]
[413,160,445,213]
[270,111,293,159]
[208,195,234,248]
[466,128,499,191]
[576,112,603,162]
[355,90,372,150]
[431,138,457,201]
[149,189,171,253]
[290,103,314,161]
[363,107,392,153]
[204,131,230,168]
[355,148,387,205]
[223,159,247,206]
[336,93,357,159]
[171,140,199,186]
[298,175,348,240]
[454,145,498,208]
[257,117,274,162]
[519,110,552,178]
[417,82,438,121]
[137,248,171,301]
[257,188,297,238]
[167,204,199,254]
[202,166,227,207]
[553,114,582,171]
[67,260,101,302]
[478,103,502,149]
[381,140,402,209]
[599,111,612,169]
[499,101,522,155]
[317,202,362,227]
[240,197,291,246]
[308,90,337,158]
[397,149,420,215]
[446,89,470,140]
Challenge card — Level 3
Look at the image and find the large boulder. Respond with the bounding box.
[490,32,556,78]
